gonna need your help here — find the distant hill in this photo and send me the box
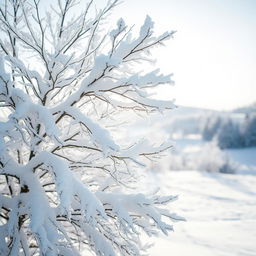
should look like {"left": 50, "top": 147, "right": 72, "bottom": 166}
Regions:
{"left": 233, "top": 102, "right": 256, "bottom": 114}
{"left": 150, "top": 105, "right": 245, "bottom": 136}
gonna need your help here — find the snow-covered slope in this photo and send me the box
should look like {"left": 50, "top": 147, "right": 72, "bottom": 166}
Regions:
{"left": 147, "top": 170, "right": 256, "bottom": 256}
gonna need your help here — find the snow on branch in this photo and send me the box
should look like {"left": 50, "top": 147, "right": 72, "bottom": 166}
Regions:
{"left": 27, "top": 152, "right": 106, "bottom": 220}
{"left": 65, "top": 106, "right": 120, "bottom": 154}
{"left": 10, "top": 88, "right": 60, "bottom": 138}
{"left": 0, "top": 0, "right": 182, "bottom": 255}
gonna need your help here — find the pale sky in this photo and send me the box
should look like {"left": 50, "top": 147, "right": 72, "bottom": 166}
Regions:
{"left": 109, "top": 0, "right": 256, "bottom": 110}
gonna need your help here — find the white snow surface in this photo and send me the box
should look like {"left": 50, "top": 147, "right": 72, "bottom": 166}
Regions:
{"left": 146, "top": 170, "right": 256, "bottom": 256}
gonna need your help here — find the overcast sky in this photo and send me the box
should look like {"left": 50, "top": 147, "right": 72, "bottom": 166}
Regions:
{"left": 109, "top": 0, "right": 256, "bottom": 110}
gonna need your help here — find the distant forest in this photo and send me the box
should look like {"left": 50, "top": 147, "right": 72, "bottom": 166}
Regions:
{"left": 202, "top": 113, "right": 256, "bottom": 149}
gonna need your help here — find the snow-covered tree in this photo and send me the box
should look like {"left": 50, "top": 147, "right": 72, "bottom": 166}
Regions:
{"left": 0, "top": 0, "right": 184, "bottom": 255}
{"left": 201, "top": 115, "right": 222, "bottom": 141}
{"left": 241, "top": 114, "right": 256, "bottom": 147}
{"left": 216, "top": 119, "right": 242, "bottom": 149}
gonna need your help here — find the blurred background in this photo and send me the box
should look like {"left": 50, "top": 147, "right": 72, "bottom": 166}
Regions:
{"left": 110, "top": 1, "right": 256, "bottom": 255}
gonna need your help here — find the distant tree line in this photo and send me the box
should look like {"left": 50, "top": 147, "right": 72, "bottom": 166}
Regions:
{"left": 233, "top": 102, "right": 256, "bottom": 114}
{"left": 202, "top": 114, "right": 256, "bottom": 149}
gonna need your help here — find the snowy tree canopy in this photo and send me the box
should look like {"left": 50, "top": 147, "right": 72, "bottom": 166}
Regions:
{"left": 0, "top": 0, "right": 184, "bottom": 255}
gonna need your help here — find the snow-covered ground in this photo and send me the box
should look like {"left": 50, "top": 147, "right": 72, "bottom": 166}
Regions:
{"left": 227, "top": 148, "right": 256, "bottom": 175}
{"left": 147, "top": 170, "right": 256, "bottom": 256}
{"left": 145, "top": 134, "right": 256, "bottom": 256}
